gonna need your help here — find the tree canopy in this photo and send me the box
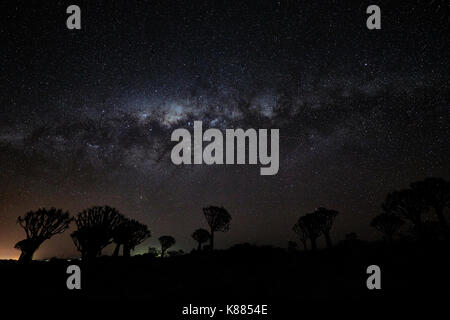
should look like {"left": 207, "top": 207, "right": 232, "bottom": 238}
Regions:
{"left": 15, "top": 208, "right": 72, "bottom": 263}
{"left": 159, "top": 235, "right": 176, "bottom": 257}
{"left": 71, "top": 205, "right": 124, "bottom": 260}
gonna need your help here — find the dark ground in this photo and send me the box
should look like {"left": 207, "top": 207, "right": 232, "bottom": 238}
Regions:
{"left": 1, "top": 241, "right": 449, "bottom": 317}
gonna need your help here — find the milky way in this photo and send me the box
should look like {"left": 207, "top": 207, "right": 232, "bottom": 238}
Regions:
{"left": 0, "top": 1, "right": 448, "bottom": 258}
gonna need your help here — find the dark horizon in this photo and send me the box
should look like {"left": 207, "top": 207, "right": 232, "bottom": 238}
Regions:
{"left": 1, "top": 0, "right": 449, "bottom": 260}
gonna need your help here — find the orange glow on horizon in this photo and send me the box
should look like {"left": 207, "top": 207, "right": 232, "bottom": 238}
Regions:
{"left": 0, "top": 249, "right": 20, "bottom": 260}
{"left": 0, "top": 256, "right": 18, "bottom": 260}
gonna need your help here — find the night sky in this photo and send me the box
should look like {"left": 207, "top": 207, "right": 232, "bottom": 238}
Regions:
{"left": 0, "top": 0, "right": 449, "bottom": 259}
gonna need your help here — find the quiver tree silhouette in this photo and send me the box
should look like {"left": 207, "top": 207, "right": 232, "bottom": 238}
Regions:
{"left": 299, "top": 213, "right": 323, "bottom": 251}
{"left": 192, "top": 228, "right": 210, "bottom": 251}
{"left": 112, "top": 218, "right": 151, "bottom": 257}
{"left": 383, "top": 189, "right": 429, "bottom": 240}
{"left": 292, "top": 219, "right": 308, "bottom": 251}
{"left": 315, "top": 207, "right": 339, "bottom": 248}
{"left": 411, "top": 177, "right": 450, "bottom": 237}
{"left": 158, "top": 235, "right": 175, "bottom": 257}
{"left": 15, "top": 208, "right": 72, "bottom": 263}
{"left": 370, "top": 212, "right": 404, "bottom": 243}
{"left": 203, "top": 206, "right": 231, "bottom": 250}
{"left": 71, "top": 206, "right": 123, "bottom": 261}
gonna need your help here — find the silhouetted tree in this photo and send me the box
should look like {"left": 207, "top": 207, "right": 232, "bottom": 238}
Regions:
{"left": 299, "top": 213, "right": 323, "bottom": 251}
{"left": 112, "top": 218, "right": 151, "bottom": 257}
{"left": 192, "top": 228, "right": 210, "bottom": 251}
{"left": 292, "top": 219, "right": 308, "bottom": 251}
{"left": 383, "top": 189, "right": 429, "bottom": 239}
{"left": 15, "top": 208, "right": 72, "bottom": 263}
{"left": 158, "top": 235, "right": 175, "bottom": 257}
{"left": 371, "top": 212, "right": 404, "bottom": 243}
{"left": 71, "top": 206, "right": 123, "bottom": 260}
{"left": 203, "top": 206, "right": 231, "bottom": 250}
{"left": 315, "top": 207, "right": 339, "bottom": 248}
{"left": 411, "top": 177, "right": 450, "bottom": 237}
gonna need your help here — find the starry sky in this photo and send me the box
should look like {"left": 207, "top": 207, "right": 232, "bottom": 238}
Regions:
{"left": 0, "top": 0, "right": 449, "bottom": 259}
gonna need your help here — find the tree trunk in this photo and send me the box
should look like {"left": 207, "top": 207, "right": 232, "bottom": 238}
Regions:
{"left": 435, "top": 206, "right": 449, "bottom": 237}
{"left": 113, "top": 243, "right": 121, "bottom": 257}
{"left": 310, "top": 237, "right": 317, "bottom": 251}
{"left": 301, "top": 240, "right": 308, "bottom": 251}
{"left": 386, "top": 234, "right": 393, "bottom": 244}
{"left": 324, "top": 232, "right": 332, "bottom": 248}
{"left": 123, "top": 245, "right": 131, "bottom": 257}
{"left": 17, "top": 241, "right": 41, "bottom": 263}
{"left": 413, "top": 221, "right": 427, "bottom": 241}
{"left": 210, "top": 230, "right": 215, "bottom": 250}
{"left": 18, "top": 249, "right": 35, "bottom": 263}
{"left": 161, "top": 248, "right": 166, "bottom": 258}
{"left": 197, "top": 242, "right": 201, "bottom": 251}
{"left": 86, "top": 247, "right": 98, "bottom": 261}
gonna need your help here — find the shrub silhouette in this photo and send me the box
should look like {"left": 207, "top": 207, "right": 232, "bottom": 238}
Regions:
{"left": 315, "top": 207, "right": 339, "bottom": 248}
{"left": 71, "top": 206, "right": 123, "bottom": 261}
{"left": 411, "top": 177, "right": 450, "bottom": 237}
{"left": 203, "top": 206, "right": 231, "bottom": 250}
{"left": 147, "top": 246, "right": 159, "bottom": 257}
{"left": 158, "top": 235, "right": 176, "bottom": 257}
{"left": 192, "top": 228, "right": 210, "bottom": 251}
{"left": 345, "top": 232, "right": 358, "bottom": 241}
{"left": 167, "top": 249, "right": 184, "bottom": 257}
{"left": 112, "top": 218, "right": 151, "bottom": 257}
{"left": 15, "top": 208, "right": 72, "bottom": 263}
{"left": 371, "top": 212, "right": 404, "bottom": 243}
